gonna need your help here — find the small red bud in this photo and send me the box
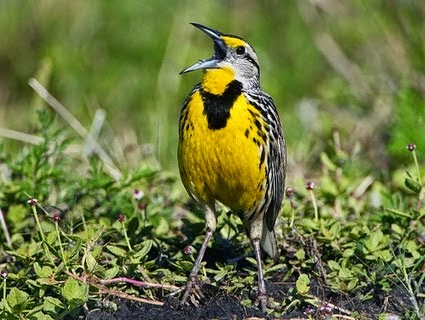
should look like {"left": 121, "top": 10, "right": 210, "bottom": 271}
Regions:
{"left": 1, "top": 269, "right": 8, "bottom": 278}
{"left": 183, "top": 245, "right": 194, "bottom": 255}
{"left": 304, "top": 307, "right": 314, "bottom": 315}
{"left": 285, "top": 187, "right": 294, "bottom": 198}
{"left": 118, "top": 214, "right": 126, "bottom": 222}
{"left": 320, "top": 304, "right": 333, "bottom": 314}
{"left": 52, "top": 212, "right": 61, "bottom": 222}
{"left": 306, "top": 181, "right": 315, "bottom": 190}
{"left": 27, "top": 197, "right": 38, "bottom": 206}
{"left": 407, "top": 144, "right": 416, "bottom": 152}
{"left": 133, "top": 189, "right": 144, "bottom": 200}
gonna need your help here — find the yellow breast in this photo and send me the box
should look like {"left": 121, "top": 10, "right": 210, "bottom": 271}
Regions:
{"left": 178, "top": 89, "right": 267, "bottom": 212}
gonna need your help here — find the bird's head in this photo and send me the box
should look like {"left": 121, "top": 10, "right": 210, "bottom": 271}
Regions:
{"left": 180, "top": 23, "right": 260, "bottom": 90}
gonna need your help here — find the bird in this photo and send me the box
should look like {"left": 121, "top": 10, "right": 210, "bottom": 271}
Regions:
{"left": 177, "top": 23, "right": 286, "bottom": 311}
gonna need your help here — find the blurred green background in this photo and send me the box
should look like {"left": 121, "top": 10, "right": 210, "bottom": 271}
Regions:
{"left": 0, "top": 0, "right": 424, "bottom": 174}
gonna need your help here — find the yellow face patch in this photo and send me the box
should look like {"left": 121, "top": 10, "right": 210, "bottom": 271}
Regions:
{"left": 221, "top": 36, "right": 246, "bottom": 48}
{"left": 202, "top": 66, "right": 235, "bottom": 95}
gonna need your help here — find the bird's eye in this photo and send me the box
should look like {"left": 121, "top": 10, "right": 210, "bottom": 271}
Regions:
{"left": 236, "top": 46, "right": 245, "bottom": 55}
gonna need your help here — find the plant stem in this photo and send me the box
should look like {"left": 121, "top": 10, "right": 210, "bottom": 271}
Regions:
{"left": 31, "top": 205, "right": 46, "bottom": 242}
{"left": 412, "top": 149, "right": 424, "bottom": 209}
{"left": 309, "top": 190, "right": 319, "bottom": 222}
{"left": 2, "top": 277, "right": 6, "bottom": 301}
{"left": 31, "top": 205, "right": 53, "bottom": 263}
{"left": 55, "top": 221, "right": 66, "bottom": 266}
{"left": 290, "top": 205, "right": 295, "bottom": 228}
{"left": 121, "top": 222, "right": 133, "bottom": 252}
{"left": 412, "top": 149, "right": 422, "bottom": 186}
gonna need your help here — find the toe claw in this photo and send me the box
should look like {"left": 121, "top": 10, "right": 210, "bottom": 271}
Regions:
{"left": 181, "top": 277, "right": 204, "bottom": 306}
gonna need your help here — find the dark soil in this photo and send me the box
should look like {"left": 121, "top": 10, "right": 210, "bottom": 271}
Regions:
{"left": 80, "top": 235, "right": 418, "bottom": 319}
{"left": 81, "top": 279, "right": 413, "bottom": 320}
{"left": 85, "top": 294, "right": 264, "bottom": 320}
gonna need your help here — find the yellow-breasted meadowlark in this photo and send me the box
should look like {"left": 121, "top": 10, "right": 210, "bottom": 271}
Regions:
{"left": 178, "top": 23, "right": 286, "bottom": 310}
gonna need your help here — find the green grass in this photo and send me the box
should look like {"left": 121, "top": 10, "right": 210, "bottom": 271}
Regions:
{"left": 0, "top": 109, "right": 424, "bottom": 319}
{"left": 0, "top": 1, "right": 425, "bottom": 319}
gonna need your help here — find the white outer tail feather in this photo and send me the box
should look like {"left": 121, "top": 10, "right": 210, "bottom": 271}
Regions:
{"left": 260, "top": 225, "right": 277, "bottom": 260}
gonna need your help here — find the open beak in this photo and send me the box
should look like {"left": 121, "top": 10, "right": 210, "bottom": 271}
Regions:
{"left": 180, "top": 23, "right": 227, "bottom": 75}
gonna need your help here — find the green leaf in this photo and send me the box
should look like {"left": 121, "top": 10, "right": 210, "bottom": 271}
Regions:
{"left": 61, "top": 278, "right": 88, "bottom": 306}
{"left": 91, "top": 245, "right": 103, "bottom": 259}
{"left": 294, "top": 248, "right": 305, "bottom": 261}
{"left": 321, "top": 225, "right": 334, "bottom": 240}
{"left": 178, "top": 261, "right": 194, "bottom": 272}
{"left": 265, "top": 264, "right": 287, "bottom": 274}
{"left": 301, "top": 218, "right": 320, "bottom": 231}
{"left": 67, "top": 238, "right": 82, "bottom": 260}
{"left": 11, "top": 233, "right": 25, "bottom": 247}
{"left": 7, "top": 205, "right": 27, "bottom": 226}
{"left": 34, "top": 262, "right": 53, "bottom": 278}
{"left": 85, "top": 251, "right": 97, "bottom": 271}
{"left": 378, "top": 249, "right": 392, "bottom": 262}
{"left": 245, "top": 257, "right": 257, "bottom": 266}
{"left": 214, "top": 269, "right": 229, "bottom": 282}
{"left": 37, "top": 278, "right": 60, "bottom": 285}
{"left": 364, "top": 229, "right": 385, "bottom": 252}
{"left": 43, "top": 296, "right": 64, "bottom": 313}
{"left": 30, "top": 312, "right": 54, "bottom": 320}
{"left": 155, "top": 217, "right": 170, "bottom": 235}
{"left": 385, "top": 207, "right": 412, "bottom": 218}
{"left": 342, "top": 248, "right": 354, "bottom": 258}
{"left": 106, "top": 245, "right": 127, "bottom": 257}
{"left": 405, "top": 240, "right": 420, "bottom": 259}
{"left": 104, "top": 266, "right": 120, "bottom": 279}
{"left": 327, "top": 260, "right": 341, "bottom": 271}
{"left": 347, "top": 278, "right": 358, "bottom": 291}
{"left": 173, "top": 275, "right": 188, "bottom": 283}
{"left": 320, "top": 152, "right": 337, "bottom": 171}
{"left": 338, "top": 267, "right": 352, "bottom": 280}
{"left": 405, "top": 177, "right": 422, "bottom": 194}
{"left": 391, "top": 224, "right": 404, "bottom": 235}
{"left": 7, "top": 287, "right": 29, "bottom": 310}
{"left": 34, "top": 262, "right": 42, "bottom": 276}
{"left": 133, "top": 239, "right": 153, "bottom": 259}
{"left": 46, "top": 232, "right": 57, "bottom": 246}
{"left": 295, "top": 274, "right": 310, "bottom": 295}
{"left": 320, "top": 176, "right": 339, "bottom": 197}
{"left": 28, "top": 242, "right": 43, "bottom": 257}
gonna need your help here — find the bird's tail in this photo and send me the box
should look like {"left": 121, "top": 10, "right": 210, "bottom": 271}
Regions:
{"left": 260, "top": 225, "right": 278, "bottom": 261}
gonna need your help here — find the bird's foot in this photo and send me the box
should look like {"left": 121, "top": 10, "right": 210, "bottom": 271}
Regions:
{"left": 257, "top": 292, "right": 268, "bottom": 312}
{"left": 256, "top": 292, "right": 283, "bottom": 312}
{"left": 180, "top": 276, "right": 204, "bottom": 306}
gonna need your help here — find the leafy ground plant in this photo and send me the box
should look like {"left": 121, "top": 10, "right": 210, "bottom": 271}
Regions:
{"left": 0, "top": 109, "right": 178, "bottom": 319}
{"left": 0, "top": 106, "right": 424, "bottom": 319}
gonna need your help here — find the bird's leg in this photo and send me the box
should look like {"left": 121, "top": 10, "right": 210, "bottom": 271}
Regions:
{"left": 252, "top": 238, "right": 267, "bottom": 312}
{"left": 181, "top": 227, "right": 213, "bottom": 305}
